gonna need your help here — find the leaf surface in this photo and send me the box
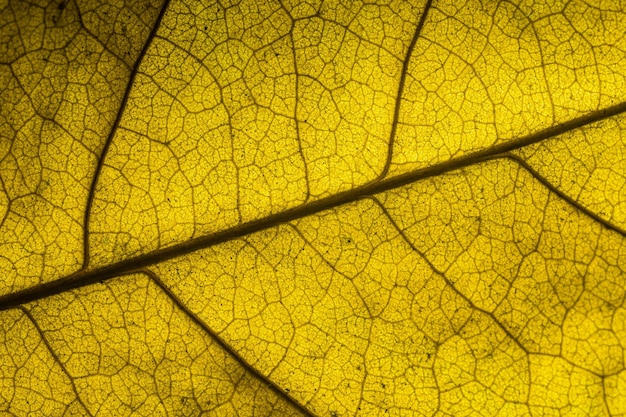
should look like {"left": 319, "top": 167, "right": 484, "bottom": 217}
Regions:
{"left": 1, "top": 0, "right": 626, "bottom": 415}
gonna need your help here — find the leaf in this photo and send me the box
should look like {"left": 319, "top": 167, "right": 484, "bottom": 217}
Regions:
{"left": 1, "top": 0, "right": 626, "bottom": 415}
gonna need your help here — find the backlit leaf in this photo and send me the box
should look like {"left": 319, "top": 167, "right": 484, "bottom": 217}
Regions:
{"left": 1, "top": 0, "right": 626, "bottom": 415}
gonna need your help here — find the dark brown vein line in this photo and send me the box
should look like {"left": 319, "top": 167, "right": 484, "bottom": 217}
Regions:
{"left": 0, "top": 177, "right": 7, "bottom": 229}
{"left": 19, "top": 307, "right": 95, "bottom": 416}
{"left": 81, "top": 0, "right": 173, "bottom": 269}
{"left": 293, "top": 32, "right": 311, "bottom": 203}
{"left": 144, "top": 269, "right": 318, "bottom": 417}
{"left": 377, "top": 0, "right": 433, "bottom": 180}
{"left": 601, "top": 376, "right": 612, "bottom": 416}
{"left": 503, "top": 153, "right": 626, "bottom": 238}
{"left": 1, "top": 101, "right": 626, "bottom": 310}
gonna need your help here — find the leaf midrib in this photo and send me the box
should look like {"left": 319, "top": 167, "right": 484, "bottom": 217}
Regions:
{"left": 2, "top": 100, "right": 625, "bottom": 310}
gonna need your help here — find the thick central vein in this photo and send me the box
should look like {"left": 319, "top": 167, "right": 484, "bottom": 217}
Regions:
{"left": 1, "top": 100, "right": 626, "bottom": 310}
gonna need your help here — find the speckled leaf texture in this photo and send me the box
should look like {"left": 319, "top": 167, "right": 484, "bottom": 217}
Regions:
{"left": 1, "top": 0, "right": 626, "bottom": 415}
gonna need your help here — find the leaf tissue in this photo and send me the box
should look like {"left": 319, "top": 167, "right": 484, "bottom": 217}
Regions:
{"left": 1, "top": 0, "right": 626, "bottom": 415}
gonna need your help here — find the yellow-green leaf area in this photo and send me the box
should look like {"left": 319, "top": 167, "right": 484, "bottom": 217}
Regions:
{"left": 0, "top": 0, "right": 166, "bottom": 295}
{"left": 1, "top": 0, "right": 626, "bottom": 416}
{"left": 390, "top": 0, "right": 626, "bottom": 174}
{"left": 89, "top": 0, "right": 428, "bottom": 266}
{"left": 516, "top": 113, "right": 626, "bottom": 230}
{"left": 0, "top": 308, "right": 89, "bottom": 416}
{"left": 1, "top": 274, "right": 302, "bottom": 416}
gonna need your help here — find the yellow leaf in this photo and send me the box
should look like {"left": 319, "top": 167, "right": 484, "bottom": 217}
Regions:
{"left": 1, "top": 0, "right": 626, "bottom": 415}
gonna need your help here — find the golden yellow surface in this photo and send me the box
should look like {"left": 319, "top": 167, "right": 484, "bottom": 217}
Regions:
{"left": 390, "top": 0, "right": 626, "bottom": 174}
{"left": 1, "top": 0, "right": 625, "bottom": 416}
{"left": 516, "top": 114, "right": 626, "bottom": 228}
{"left": 18, "top": 273, "right": 302, "bottom": 416}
